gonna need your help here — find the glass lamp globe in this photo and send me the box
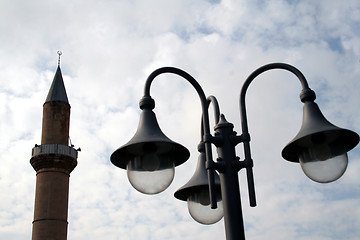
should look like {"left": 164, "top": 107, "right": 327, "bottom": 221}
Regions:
{"left": 299, "top": 134, "right": 348, "bottom": 183}
{"left": 127, "top": 143, "right": 175, "bottom": 194}
{"left": 187, "top": 187, "right": 223, "bottom": 225}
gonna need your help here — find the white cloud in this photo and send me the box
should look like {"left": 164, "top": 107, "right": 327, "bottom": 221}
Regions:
{"left": 0, "top": 0, "right": 359, "bottom": 239}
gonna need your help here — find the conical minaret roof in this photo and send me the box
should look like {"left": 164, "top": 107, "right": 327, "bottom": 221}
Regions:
{"left": 45, "top": 65, "right": 69, "bottom": 104}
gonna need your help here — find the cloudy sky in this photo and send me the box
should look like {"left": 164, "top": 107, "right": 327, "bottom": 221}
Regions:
{"left": 1, "top": 0, "right": 359, "bottom": 239}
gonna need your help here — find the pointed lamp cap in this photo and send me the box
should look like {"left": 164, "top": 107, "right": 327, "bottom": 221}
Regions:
{"left": 174, "top": 151, "right": 221, "bottom": 201}
{"left": 110, "top": 107, "right": 190, "bottom": 169}
{"left": 282, "top": 101, "right": 359, "bottom": 162}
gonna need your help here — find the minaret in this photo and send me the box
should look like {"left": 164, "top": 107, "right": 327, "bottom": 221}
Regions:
{"left": 30, "top": 52, "right": 78, "bottom": 240}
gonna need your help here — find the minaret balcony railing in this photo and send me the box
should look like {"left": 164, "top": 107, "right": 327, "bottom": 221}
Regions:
{"left": 32, "top": 144, "right": 78, "bottom": 159}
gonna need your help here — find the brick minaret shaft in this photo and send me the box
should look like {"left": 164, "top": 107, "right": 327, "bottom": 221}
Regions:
{"left": 30, "top": 65, "right": 78, "bottom": 240}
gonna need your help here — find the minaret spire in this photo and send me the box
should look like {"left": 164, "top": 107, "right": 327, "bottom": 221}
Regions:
{"left": 30, "top": 52, "right": 78, "bottom": 240}
{"left": 45, "top": 51, "right": 69, "bottom": 103}
{"left": 57, "top": 50, "right": 62, "bottom": 66}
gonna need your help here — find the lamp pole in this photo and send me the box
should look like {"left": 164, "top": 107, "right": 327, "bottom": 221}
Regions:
{"left": 111, "top": 63, "right": 359, "bottom": 240}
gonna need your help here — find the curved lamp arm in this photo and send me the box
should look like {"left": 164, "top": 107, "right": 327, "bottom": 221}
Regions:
{"left": 198, "top": 95, "right": 221, "bottom": 153}
{"left": 141, "top": 67, "right": 218, "bottom": 208}
{"left": 207, "top": 95, "right": 221, "bottom": 126}
{"left": 200, "top": 96, "right": 220, "bottom": 140}
{"left": 240, "top": 63, "right": 314, "bottom": 134}
{"left": 239, "top": 63, "right": 315, "bottom": 207}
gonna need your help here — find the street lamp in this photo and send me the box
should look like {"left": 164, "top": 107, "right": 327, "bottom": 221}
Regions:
{"left": 110, "top": 63, "right": 359, "bottom": 240}
{"left": 174, "top": 96, "right": 224, "bottom": 225}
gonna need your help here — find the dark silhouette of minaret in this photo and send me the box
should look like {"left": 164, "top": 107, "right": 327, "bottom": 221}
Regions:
{"left": 30, "top": 52, "right": 78, "bottom": 240}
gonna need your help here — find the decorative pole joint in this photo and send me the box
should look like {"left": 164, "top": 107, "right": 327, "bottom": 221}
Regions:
{"left": 206, "top": 158, "right": 226, "bottom": 173}
{"left": 232, "top": 157, "right": 253, "bottom": 172}
{"left": 139, "top": 96, "right": 155, "bottom": 110}
{"left": 203, "top": 133, "right": 223, "bottom": 147}
{"left": 197, "top": 141, "right": 205, "bottom": 152}
{"left": 230, "top": 133, "right": 250, "bottom": 145}
{"left": 300, "top": 88, "right": 316, "bottom": 103}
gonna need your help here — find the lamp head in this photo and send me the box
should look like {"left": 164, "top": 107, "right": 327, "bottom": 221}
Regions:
{"left": 174, "top": 151, "right": 223, "bottom": 225}
{"left": 111, "top": 97, "right": 190, "bottom": 194}
{"left": 282, "top": 101, "right": 359, "bottom": 183}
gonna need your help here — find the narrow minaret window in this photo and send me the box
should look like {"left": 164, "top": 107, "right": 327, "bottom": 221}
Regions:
{"left": 30, "top": 52, "right": 78, "bottom": 240}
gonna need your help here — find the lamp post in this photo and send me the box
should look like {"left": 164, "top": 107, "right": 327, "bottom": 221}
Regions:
{"left": 110, "top": 63, "right": 359, "bottom": 240}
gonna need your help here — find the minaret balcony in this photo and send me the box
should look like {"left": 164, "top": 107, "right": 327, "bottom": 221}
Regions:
{"left": 30, "top": 144, "right": 78, "bottom": 173}
{"left": 32, "top": 144, "right": 78, "bottom": 159}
